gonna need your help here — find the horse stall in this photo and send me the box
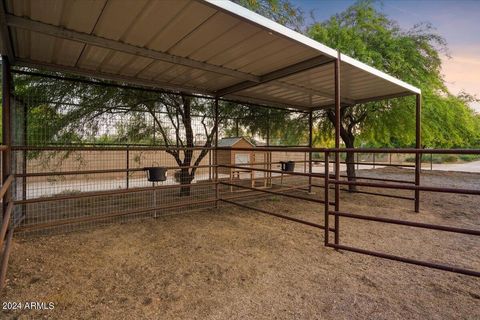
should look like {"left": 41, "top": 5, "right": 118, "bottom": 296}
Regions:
{"left": 0, "top": 0, "right": 478, "bottom": 302}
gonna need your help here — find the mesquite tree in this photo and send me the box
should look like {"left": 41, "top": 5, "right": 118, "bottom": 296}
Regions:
{"left": 321, "top": 105, "right": 368, "bottom": 192}
{"left": 14, "top": 74, "right": 222, "bottom": 196}
{"left": 309, "top": 1, "right": 480, "bottom": 190}
{"left": 145, "top": 94, "right": 216, "bottom": 196}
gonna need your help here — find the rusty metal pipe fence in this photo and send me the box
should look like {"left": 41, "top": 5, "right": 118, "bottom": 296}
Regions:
{"left": 219, "top": 147, "right": 480, "bottom": 278}
{"left": 11, "top": 145, "right": 221, "bottom": 233}
{"left": 0, "top": 144, "right": 15, "bottom": 289}
{"left": 322, "top": 148, "right": 480, "bottom": 277}
{"left": 2, "top": 144, "right": 479, "bottom": 281}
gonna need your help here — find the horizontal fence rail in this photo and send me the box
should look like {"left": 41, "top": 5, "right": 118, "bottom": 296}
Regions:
{"left": 213, "top": 146, "right": 480, "bottom": 277}
{"left": 333, "top": 180, "right": 480, "bottom": 196}
{"left": 330, "top": 211, "right": 480, "bottom": 236}
{"left": 11, "top": 145, "right": 216, "bottom": 151}
{"left": 221, "top": 198, "right": 335, "bottom": 231}
{"left": 16, "top": 198, "right": 217, "bottom": 232}
{"left": 326, "top": 243, "right": 480, "bottom": 277}
{"left": 14, "top": 164, "right": 213, "bottom": 178}
{"left": 218, "top": 146, "right": 480, "bottom": 154}
{"left": 5, "top": 144, "right": 480, "bottom": 280}
{"left": 319, "top": 148, "right": 480, "bottom": 278}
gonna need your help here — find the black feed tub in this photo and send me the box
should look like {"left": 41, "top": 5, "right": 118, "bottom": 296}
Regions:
{"left": 280, "top": 161, "right": 295, "bottom": 172}
{"left": 144, "top": 167, "right": 167, "bottom": 182}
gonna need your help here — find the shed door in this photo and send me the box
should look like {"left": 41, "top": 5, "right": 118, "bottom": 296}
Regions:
{"left": 235, "top": 153, "right": 250, "bottom": 164}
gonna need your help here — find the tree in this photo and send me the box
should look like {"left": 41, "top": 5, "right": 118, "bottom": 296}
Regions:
{"left": 308, "top": 0, "right": 480, "bottom": 189}
{"left": 14, "top": 70, "right": 311, "bottom": 196}
{"left": 233, "top": 0, "right": 304, "bottom": 32}
{"left": 221, "top": 104, "right": 309, "bottom": 145}
{"left": 14, "top": 73, "right": 223, "bottom": 196}
{"left": 145, "top": 94, "right": 217, "bottom": 196}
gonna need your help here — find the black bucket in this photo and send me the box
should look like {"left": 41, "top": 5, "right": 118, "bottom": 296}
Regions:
{"left": 144, "top": 167, "right": 167, "bottom": 182}
{"left": 280, "top": 161, "right": 295, "bottom": 172}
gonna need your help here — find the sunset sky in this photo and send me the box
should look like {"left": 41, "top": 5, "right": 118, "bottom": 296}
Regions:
{"left": 297, "top": 0, "right": 480, "bottom": 112}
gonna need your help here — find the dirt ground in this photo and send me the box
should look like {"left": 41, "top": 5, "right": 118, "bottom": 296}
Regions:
{"left": 1, "top": 168, "right": 479, "bottom": 319}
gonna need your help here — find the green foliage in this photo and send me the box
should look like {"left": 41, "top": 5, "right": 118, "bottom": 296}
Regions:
{"left": 459, "top": 154, "right": 480, "bottom": 162}
{"left": 220, "top": 104, "right": 308, "bottom": 145}
{"left": 233, "top": 0, "right": 304, "bottom": 31}
{"left": 308, "top": 0, "right": 480, "bottom": 148}
{"left": 405, "top": 154, "right": 480, "bottom": 164}
{"left": 9, "top": 0, "right": 480, "bottom": 152}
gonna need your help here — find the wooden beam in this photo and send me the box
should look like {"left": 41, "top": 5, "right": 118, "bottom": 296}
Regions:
{"left": 216, "top": 55, "right": 334, "bottom": 96}
{"left": 6, "top": 15, "right": 260, "bottom": 82}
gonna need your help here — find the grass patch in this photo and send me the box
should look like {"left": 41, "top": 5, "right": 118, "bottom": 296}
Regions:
{"left": 458, "top": 154, "right": 480, "bottom": 162}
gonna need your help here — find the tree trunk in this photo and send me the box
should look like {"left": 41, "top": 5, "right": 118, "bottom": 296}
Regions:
{"left": 179, "top": 168, "right": 194, "bottom": 197}
{"left": 147, "top": 95, "right": 215, "bottom": 198}
{"left": 343, "top": 135, "right": 357, "bottom": 192}
{"left": 326, "top": 109, "right": 358, "bottom": 192}
{"left": 180, "top": 96, "right": 194, "bottom": 197}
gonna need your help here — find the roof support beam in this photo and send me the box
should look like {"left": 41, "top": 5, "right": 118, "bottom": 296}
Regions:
{"left": 16, "top": 58, "right": 215, "bottom": 96}
{"left": 0, "top": 5, "right": 14, "bottom": 63}
{"left": 275, "top": 81, "right": 355, "bottom": 105}
{"left": 216, "top": 55, "right": 335, "bottom": 97}
{"left": 353, "top": 91, "right": 415, "bottom": 104}
{"left": 5, "top": 15, "right": 260, "bottom": 83}
{"left": 312, "top": 91, "right": 416, "bottom": 110}
{"left": 227, "top": 93, "right": 312, "bottom": 111}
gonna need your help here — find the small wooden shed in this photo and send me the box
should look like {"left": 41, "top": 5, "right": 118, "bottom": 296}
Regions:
{"left": 217, "top": 137, "right": 255, "bottom": 175}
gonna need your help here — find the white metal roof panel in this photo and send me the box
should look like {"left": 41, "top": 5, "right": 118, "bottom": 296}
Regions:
{"left": 1, "top": 0, "right": 420, "bottom": 110}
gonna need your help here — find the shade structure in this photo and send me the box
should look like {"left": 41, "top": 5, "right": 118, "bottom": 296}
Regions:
{"left": 0, "top": 0, "right": 420, "bottom": 110}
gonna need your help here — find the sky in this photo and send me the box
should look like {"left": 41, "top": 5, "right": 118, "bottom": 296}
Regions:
{"left": 295, "top": 0, "right": 480, "bottom": 112}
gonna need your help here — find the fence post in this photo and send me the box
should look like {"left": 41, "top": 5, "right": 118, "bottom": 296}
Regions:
{"left": 214, "top": 98, "right": 219, "bottom": 208}
{"left": 22, "top": 97, "right": 27, "bottom": 217}
{"left": 1, "top": 56, "right": 13, "bottom": 290}
{"left": 126, "top": 144, "right": 130, "bottom": 189}
{"left": 414, "top": 94, "right": 422, "bottom": 212}
{"left": 266, "top": 109, "right": 271, "bottom": 187}
{"left": 2, "top": 56, "right": 12, "bottom": 215}
{"left": 304, "top": 152, "right": 307, "bottom": 174}
{"left": 209, "top": 150, "right": 212, "bottom": 181}
{"left": 324, "top": 151, "right": 329, "bottom": 246}
{"left": 430, "top": 153, "right": 433, "bottom": 171}
{"left": 334, "top": 55, "right": 340, "bottom": 246}
{"left": 308, "top": 111, "right": 313, "bottom": 193}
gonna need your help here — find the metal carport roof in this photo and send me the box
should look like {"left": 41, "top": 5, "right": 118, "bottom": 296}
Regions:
{"left": 0, "top": 0, "right": 420, "bottom": 110}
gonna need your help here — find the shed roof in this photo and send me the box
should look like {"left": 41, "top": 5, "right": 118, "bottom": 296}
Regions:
{"left": 218, "top": 137, "right": 254, "bottom": 148}
{"left": 0, "top": 0, "right": 420, "bottom": 110}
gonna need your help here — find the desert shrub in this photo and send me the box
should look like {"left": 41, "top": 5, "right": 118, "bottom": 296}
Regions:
{"left": 458, "top": 154, "right": 480, "bottom": 162}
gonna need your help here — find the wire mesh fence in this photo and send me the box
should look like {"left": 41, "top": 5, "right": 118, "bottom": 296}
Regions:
{"left": 9, "top": 72, "right": 311, "bottom": 234}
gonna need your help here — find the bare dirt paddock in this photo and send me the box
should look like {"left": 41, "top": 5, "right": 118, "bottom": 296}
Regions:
{"left": 1, "top": 168, "right": 479, "bottom": 319}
